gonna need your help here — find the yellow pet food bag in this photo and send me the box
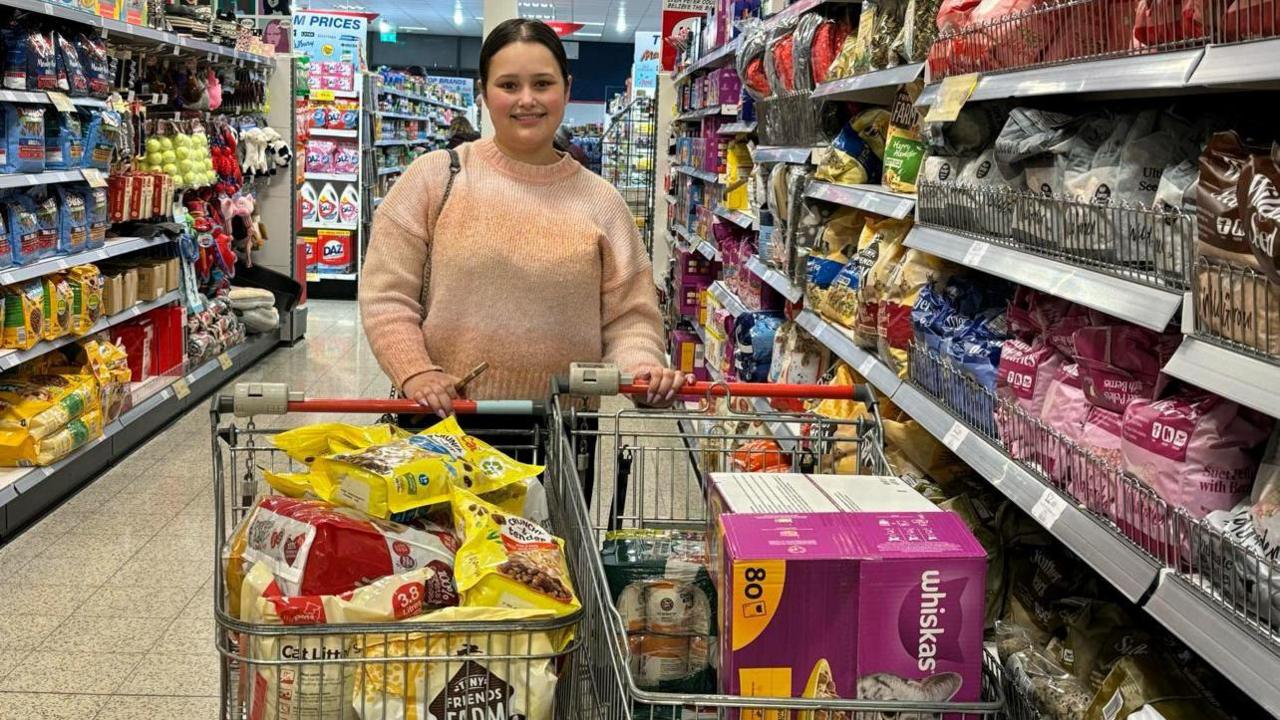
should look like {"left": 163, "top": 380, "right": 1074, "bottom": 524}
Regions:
{"left": 67, "top": 266, "right": 103, "bottom": 334}
{"left": 3, "top": 280, "right": 44, "bottom": 350}
{"left": 40, "top": 276, "right": 72, "bottom": 341}
{"left": 451, "top": 486, "right": 579, "bottom": 617}
{"left": 0, "top": 373, "right": 98, "bottom": 438}
{"left": 0, "top": 407, "right": 102, "bottom": 466}
{"left": 271, "top": 422, "right": 409, "bottom": 464}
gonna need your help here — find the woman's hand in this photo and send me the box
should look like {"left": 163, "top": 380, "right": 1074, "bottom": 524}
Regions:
{"left": 402, "top": 370, "right": 464, "bottom": 417}
{"left": 634, "top": 366, "right": 697, "bottom": 407}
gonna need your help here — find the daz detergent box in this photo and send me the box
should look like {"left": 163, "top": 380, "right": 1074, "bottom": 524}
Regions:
{"left": 719, "top": 511, "right": 986, "bottom": 716}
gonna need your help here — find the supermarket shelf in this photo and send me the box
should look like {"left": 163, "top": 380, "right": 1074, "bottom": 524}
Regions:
{"left": 674, "top": 165, "right": 721, "bottom": 183}
{"left": 906, "top": 225, "right": 1182, "bottom": 333}
{"left": 708, "top": 281, "right": 747, "bottom": 317}
{"left": 302, "top": 221, "right": 358, "bottom": 231}
{"left": 754, "top": 146, "right": 816, "bottom": 164}
{"left": 718, "top": 122, "right": 757, "bottom": 136}
{"left": 917, "top": 49, "right": 1204, "bottom": 106}
{"left": 0, "top": 89, "right": 106, "bottom": 108}
{"left": 712, "top": 204, "right": 756, "bottom": 229}
{"left": 1164, "top": 337, "right": 1280, "bottom": 420}
{"left": 303, "top": 172, "right": 357, "bottom": 183}
{"left": 378, "top": 112, "right": 436, "bottom": 122}
{"left": 675, "top": 105, "right": 738, "bottom": 122}
{"left": 377, "top": 166, "right": 406, "bottom": 176}
{"left": 308, "top": 128, "right": 358, "bottom": 139}
{"left": 307, "top": 272, "right": 358, "bottom": 282}
{"left": 0, "top": 290, "right": 180, "bottom": 373}
{"left": 0, "top": 169, "right": 95, "bottom": 191}
{"left": 696, "top": 241, "right": 721, "bottom": 262}
{"left": 377, "top": 86, "right": 467, "bottom": 111}
{"left": 1145, "top": 571, "right": 1280, "bottom": 718}
{"left": 674, "top": 38, "right": 741, "bottom": 83}
{"left": 805, "top": 181, "right": 916, "bottom": 219}
{"left": 812, "top": 63, "right": 925, "bottom": 104}
{"left": 745, "top": 256, "right": 803, "bottom": 304}
{"left": 0, "top": 329, "right": 279, "bottom": 535}
{"left": 0, "top": 235, "right": 174, "bottom": 286}
{"left": 375, "top": 136, "right": 440, "bottom": 147}
{"left": 795, "top": 310, "right": 903, "bottom": 397}
{"left": 1192, "top": 38, "right": 1280, "bottom": 88}
{"left": 892, "top": 382, "right": 1161, "bottom": 602}
{"left": 0, "top": 0, "right": 274, "bottom": 66}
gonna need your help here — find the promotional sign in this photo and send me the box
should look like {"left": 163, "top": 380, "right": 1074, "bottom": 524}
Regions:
{"left": 261, "top": 19, "right": 291, "bottom": 53}
{"left": 633, "top": 31, "right": 661, "bottom": 97}
{"left": 292, "top": 11, "right": 368, "bottom": 70}
{"left": 661, "top": 0, "right": 714, "bottom": 71}
{"left": 428, "top": 76, "right": 476, "bottom": 108}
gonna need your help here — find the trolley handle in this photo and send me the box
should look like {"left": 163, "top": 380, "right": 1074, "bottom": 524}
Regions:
{"left": 214, "top": 383, "right": 545, "bottom": 419}
{"left": 566, "top": 363, "right": 876, "bottom": 404}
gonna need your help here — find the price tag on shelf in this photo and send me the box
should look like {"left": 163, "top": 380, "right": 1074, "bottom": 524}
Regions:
{"left": 942, "top": 422, "right": 970, "bottom": 452}
{"left": 81, "top": 168, "right": 108, "bottom": 188}
{"left": 1031, "top": 488, "right": 1068, "bottom": 530}
{"left": 924, "top": 73, "right": 980, "bottom": 124}
{"left": 54, "top": 258, "right": 70, "bottom": 271}
{"left": 306, "top": 272, "right": 320, "bottom": 283}
{"left": 311, "top": 89, "right": 336, "bottom": 102}
{"left": 217, "top": 352, "right": 233, "bottom": 370}
{"left": 992, "top": 461, "right": 1011, "bottom": 486}
{"left": 172, "top": 377, "right": 191, "bottom": 400}
{"left": 46, "top": 91, "right": 75, "bottom": 113}
{"left": 963, "top": 242, "right": 990, "bottom": 267}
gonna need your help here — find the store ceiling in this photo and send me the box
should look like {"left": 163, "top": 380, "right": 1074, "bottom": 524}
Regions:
{"left": 299, "top": 0, "right": 665, "bottom": 42}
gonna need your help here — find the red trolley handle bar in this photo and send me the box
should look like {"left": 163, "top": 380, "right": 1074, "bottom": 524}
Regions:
{"left": 283, "top": 398, "right": 527, "bottom": 415}
{"left": 621, "top": 380, "right": 875, "bottom": 403}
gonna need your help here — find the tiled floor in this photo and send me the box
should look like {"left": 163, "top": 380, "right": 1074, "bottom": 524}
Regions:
{"left": 0, "top": 300, "right": 388, "bottom": 718}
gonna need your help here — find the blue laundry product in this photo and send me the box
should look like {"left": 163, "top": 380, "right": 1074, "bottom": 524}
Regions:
{"left": 4, "top": 105, "right": 45, "bottom": 173}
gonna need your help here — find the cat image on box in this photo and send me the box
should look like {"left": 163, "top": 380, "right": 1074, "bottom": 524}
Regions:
{"left": 856, "top": 672, "right": 963, "bottom": 720}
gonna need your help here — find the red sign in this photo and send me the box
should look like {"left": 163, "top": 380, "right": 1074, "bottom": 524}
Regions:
{"left": 544, "top": 21, "right": 585, "bottom": 37}
{"left": 661, "top": 0, "right": 715, "bottom": 71}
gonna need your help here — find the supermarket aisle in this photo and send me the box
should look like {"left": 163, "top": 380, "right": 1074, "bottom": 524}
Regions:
{"left": 0, "top": 300, "right": 384, "bottom": 719}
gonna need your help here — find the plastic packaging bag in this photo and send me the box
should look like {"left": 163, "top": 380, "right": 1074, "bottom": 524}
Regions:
{"left": 4, "top": 105, "right": 45, "bottom": 173}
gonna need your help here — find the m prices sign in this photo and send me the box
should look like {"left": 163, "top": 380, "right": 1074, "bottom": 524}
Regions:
{"left": 662, "top": 0, "right": 715, "bottom": 71}
{"left": 291, "top": 11, "right": 368, "bottom": 69}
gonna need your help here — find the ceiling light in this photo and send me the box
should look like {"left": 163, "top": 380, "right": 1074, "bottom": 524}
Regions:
{"left": 453, "top": 2, "right": 464, "bottom": 25}
{"left": 575, "top": 31, "right": 602, "bottom": 37}
{"left": 615, "top": 13, "right": 626, "bottom": 32}
{"left": 577, "top": 21, "right": 604, "bottom": 26}
{"left": 401, "top": 25, "right": 429, "bottom": 31}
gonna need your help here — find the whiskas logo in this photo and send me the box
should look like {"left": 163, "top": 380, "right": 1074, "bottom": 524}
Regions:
{"left": 898, "top": 571, "right": 968, "bottom": 672}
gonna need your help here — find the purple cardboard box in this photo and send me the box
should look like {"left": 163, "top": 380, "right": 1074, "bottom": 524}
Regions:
{"left": 719, "top": 511, "right": 986, "bottom": 716}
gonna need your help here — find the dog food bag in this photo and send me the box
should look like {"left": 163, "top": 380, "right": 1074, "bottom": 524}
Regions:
{"left": 272, "top": 422, "right": 409, "bottom": 464}
{"left": 53, "top": 31, "right": 87, "bottom": 96}
{"left": 354, "top": 606, "right": 566, "bottom": 720}
{"left": 44, "top": 111, "right": 83, "bottom": 170}
{"left": 3, "top": 279, "right": 43, "bottom": 349}
{"left": 240, "top": 560, "right": 448, "bottom": 720}
{"left": 56, "top": 185, "right": 88, "bottom": 254}
{"left": 451, "top": 486, "right": 579, "bottom": 617}
{"left": 3, "top": 105, "right": 44, "bottom": 173}
{"left": 77, "top": 338, "right": 129, "bottom": 421}
{"left": 6, "top": 194, "right": 42, "bottom": 266}
{"left": 40, "top": 276, "right": 71, "bottom": 341}
{"left": 0, "top": 373, "right": 96, "bottom": 438}
{"left": 1122, "top": 392, "right": 1272, "bottom": 519}
{"left": 0, "top": 406, "right": 101, "bottom": 466}
{"left": 302, "top": 415, "right": 543, "bottom": 520}
{"left": 66, "top": 265, "right": 102, "bottom": 334}
{"left": 224, "top": 495, "right": 459, "bottom": 620}
{"left": 855, "top": 217, "right": 911, "bottom": 348}
{"left": 479, "top": 478, "right": 551, "bottom": 527}
{"left": 73, "top": 32, "right": 111, "bottom": 98}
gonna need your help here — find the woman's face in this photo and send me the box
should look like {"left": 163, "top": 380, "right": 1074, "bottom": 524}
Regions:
{"left": 482, "top": 41, "right": 569, "bottom": 159}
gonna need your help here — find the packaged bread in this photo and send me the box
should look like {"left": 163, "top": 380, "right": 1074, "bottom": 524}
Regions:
{"left": 451, "top": 485, "right": 579, "bottom": 617}
{"left": 354, "top": 606, "right": 567, "bottom": 720}
{"left": 0, "top": 407, "right": 102, "bottom": 466}
{"left": 40, "top": 275, "right": 72, "bottom": 341}
{"left": 66, "top": 265, "right": 103, "bottom": 334}
{"left": 3, "top": 279, "right": 44, "bottom": 349}
{"left": 224, "top": 495, "right": 458, "bottom": 620}
{"left": 0, "top": 373, "right": 97, "bottom": 438}
{"left": 240, "top": 560, "right": 450, "bottom": 720}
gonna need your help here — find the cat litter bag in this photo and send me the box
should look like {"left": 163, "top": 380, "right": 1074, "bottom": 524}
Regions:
{"left": 4, "top": 105, "right": 45, "bottom": 173}
{"left": 43, "top": 111, "right": 82, "bottom": 170}
{"left": 53, "top": 31, "right": 87, "bottom": 96}
{"left": 1122, "top": 392, "right": 1272, "bottom": 520}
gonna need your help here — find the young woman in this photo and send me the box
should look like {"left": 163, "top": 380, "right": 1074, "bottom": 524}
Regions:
{"left": 360, "top": 18, "right": 689, "bottom": 419}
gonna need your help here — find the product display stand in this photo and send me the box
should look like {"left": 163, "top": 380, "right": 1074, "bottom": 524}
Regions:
{"left": 658, "top": 0, "right": 1280, "bottom": 716}
{"left": 603, "top": 95, "right": 658, "bottom": 254}
{"left": 0, "top": 1, "right": 286, "bottom": 536}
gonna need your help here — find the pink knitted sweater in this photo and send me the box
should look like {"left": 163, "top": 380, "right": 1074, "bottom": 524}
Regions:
{"left": 358, "top": 138, "right": 666, "bottom": 401}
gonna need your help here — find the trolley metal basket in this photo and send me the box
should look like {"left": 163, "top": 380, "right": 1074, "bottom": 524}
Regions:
{"left": 553, "top": 365, "right": 1009, "bottom": 720}
{"left": 210, "top": 388, "right": 599, "bottom": 720}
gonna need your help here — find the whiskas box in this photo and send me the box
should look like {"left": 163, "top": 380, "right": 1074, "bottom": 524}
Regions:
{"left": 719, "top": 512, "right": 986, "bottom": 716}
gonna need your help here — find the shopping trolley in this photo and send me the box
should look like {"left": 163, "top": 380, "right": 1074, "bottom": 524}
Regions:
{"left": 210, "top": 387, "right": 601, "bottom": 720}
{"left": 554, "top": 364, "right": 1009, "bottom": 720}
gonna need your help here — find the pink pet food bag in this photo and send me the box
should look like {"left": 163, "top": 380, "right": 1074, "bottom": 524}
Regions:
{"left": 996, "top": 338, "right": 1065, "bottom": 461}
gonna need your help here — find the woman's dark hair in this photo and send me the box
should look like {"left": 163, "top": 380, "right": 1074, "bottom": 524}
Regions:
{"left": 479, "top": 19, "right": 571, "bottom": 88}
